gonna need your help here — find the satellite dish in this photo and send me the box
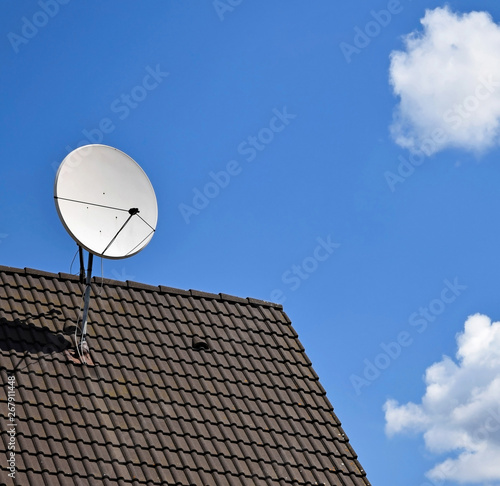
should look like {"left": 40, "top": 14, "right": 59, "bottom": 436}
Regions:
{"left": 54, "top": 144, "right": 158, "bottom": 259}
{"left": 54, "top": 144, "right": 158, "bottom": 363}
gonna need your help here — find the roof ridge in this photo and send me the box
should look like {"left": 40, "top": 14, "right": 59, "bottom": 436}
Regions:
{"left": 0, "top": 264, "right": 283, "bottom": 309}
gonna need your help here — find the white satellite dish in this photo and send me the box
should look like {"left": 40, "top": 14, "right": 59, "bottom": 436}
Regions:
{"left": 54, "top": 144, "right": 158, "bottom": 259}
{"left": 53, "top": 144, "right": 158, "bottom": 362}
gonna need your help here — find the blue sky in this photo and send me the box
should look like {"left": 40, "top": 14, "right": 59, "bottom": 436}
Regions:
{"left": 3, "top": 1, "right": 500, "bottom": 484}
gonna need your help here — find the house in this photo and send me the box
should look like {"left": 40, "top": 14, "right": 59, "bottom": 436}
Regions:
{"left": 0, "top": 265, "right": 370, "bottom": 485}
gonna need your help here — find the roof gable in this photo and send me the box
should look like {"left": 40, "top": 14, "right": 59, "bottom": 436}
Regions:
{"left": 0, "top": 265, "right": 370, "bottom": 485}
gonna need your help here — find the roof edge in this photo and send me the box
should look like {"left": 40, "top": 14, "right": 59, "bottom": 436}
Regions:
{"left": 0, "top": 264, "right": 284, "bottom": 310}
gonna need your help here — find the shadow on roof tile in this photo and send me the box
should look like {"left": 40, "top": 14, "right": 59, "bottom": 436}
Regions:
{"left": 0, "top": 317, "right": 70, "bottom": 357}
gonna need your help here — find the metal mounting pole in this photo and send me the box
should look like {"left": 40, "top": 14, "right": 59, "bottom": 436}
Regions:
{"left": 80, "top": 251, "right": 94, "bottom": 343}
{"left": 78, "top": 245, "right": 85, "bottom": 284}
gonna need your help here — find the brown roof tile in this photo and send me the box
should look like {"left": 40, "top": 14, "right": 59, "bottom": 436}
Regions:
{"left": 0, "top": 265, "right": 370, "bottom": 485}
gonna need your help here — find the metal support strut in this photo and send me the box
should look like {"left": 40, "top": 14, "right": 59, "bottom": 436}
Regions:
{"left": 80, "top": 251, "right": 93, "bottom": 347}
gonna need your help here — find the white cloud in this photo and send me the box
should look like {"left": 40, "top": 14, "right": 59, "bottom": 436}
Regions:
{"left": 389, "top": 7, "right": 500, "bottom": 155}
{"left": 384, "top": 314, "right": 500, "bottom": 484}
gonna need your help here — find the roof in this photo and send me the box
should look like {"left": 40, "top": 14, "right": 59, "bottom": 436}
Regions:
{"left": 0, "top": 265, "right": 370, "bottom": 485}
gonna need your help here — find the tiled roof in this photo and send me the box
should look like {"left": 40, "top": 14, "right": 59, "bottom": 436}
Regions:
{"left": 0, "top": 265, "right": 370, "bottom": 485}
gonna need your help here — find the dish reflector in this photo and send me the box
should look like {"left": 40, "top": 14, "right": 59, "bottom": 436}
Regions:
{"left": 54, "top": 144, "right": 158, "bottom": 259}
